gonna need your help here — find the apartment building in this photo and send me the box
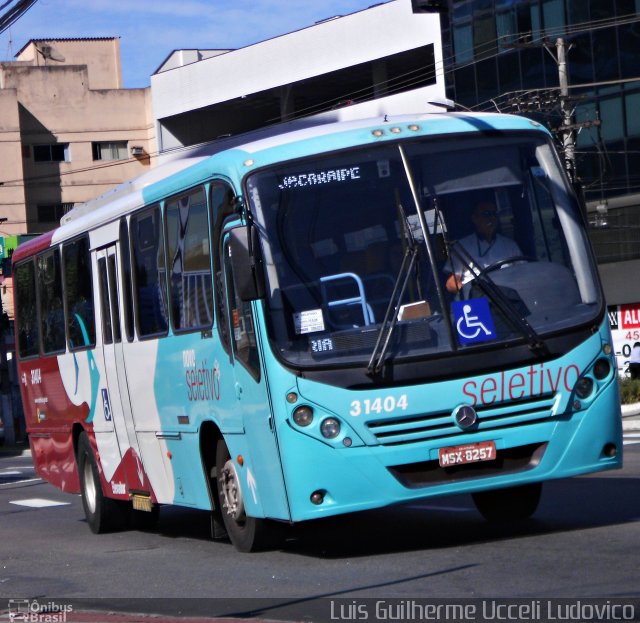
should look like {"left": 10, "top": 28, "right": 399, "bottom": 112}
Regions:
{"left": 0, "top": 37, "right": 157, "bottom": 319}
{"left": 0, "top": 37, "right": 155, "bottom": 237}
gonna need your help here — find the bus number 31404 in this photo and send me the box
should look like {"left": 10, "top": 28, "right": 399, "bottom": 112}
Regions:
{"left": 349, "top": 395, "right": 408, "bottom": 417}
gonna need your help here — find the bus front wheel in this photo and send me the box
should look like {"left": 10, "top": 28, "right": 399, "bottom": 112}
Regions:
{"left": 77, "top": 432, "right": 128, "bottom": 533}
{"left": 472, "top": 482, "right": 542, "bottom": 522}
{"left": 215, "top": 439, "right": 279, "bottom": 552}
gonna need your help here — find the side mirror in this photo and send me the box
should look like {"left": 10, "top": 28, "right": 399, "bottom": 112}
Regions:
{"left": 228, "top": 226, "right": 265, "bottom": 301}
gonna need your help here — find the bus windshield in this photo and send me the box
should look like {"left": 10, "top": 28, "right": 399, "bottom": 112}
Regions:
{"left": 247, "top": 132, "right": 601, "bottom": 370}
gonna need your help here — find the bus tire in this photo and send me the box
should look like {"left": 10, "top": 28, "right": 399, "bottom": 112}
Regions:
{"left": 215, "top": 438, "right": 279, "bottom": 552}
{"left": 472, "top": 482, "right": 542, "bottom": 522}
{"left": 77, "top": 432, "right": 129, "bottom": 533}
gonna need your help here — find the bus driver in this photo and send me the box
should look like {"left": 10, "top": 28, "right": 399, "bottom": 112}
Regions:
{"left": 445, "top": 201, "right": 522, "bottom": 293}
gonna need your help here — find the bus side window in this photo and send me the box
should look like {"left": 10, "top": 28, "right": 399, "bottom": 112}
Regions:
{"left": 37, "top": 249, "right": 65, "bottom": 355}
{"left": 130, "top": 205, "right": 169, "bottom": 338}
{"left": 223, "top": 239, "right": 260, "bottom": 380}
{"left": 97, "top": 257, "right": 113, "bottom": 345}
{"left": 63, "top": 236, "right": 96, "bottom": 350}
{"left": 210, "top": 182, "right": 236, "bottom": 356}
{"left": 165, "top": 187, "right": 213, "bottom": 332}
{"left": 119, "top": 218, "right": 135, "bottom": 342}
{"left": 15, "top": 260, "right": 40, "bottom": 358}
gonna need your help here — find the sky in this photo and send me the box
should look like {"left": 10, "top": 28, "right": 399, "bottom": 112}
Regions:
{"left": 0, "top": 0, "right": 386, "bottom": 88}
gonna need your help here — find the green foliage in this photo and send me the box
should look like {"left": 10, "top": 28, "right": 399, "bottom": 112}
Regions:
{"left": 618, "top": 377, "right": 640, "bottom": 404}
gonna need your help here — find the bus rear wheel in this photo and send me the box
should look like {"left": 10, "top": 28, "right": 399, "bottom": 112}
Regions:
{"left": 77, "top": 432, "right": 129, "bottom": 533}
{"left": 215, "top": 439, "right": 279, "bottom": 552}
{"left": 472, "top": 482, "right": 542, "bottom": 522}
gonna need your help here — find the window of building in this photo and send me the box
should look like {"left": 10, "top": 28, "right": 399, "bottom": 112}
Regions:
{"left": 165, "top": 187, "right": 213, "bottom": 332}
{"left": 600, "top": 96, "right": 624, "bottom": 142}
{"left": 37, "top": 203, "right": 74, "bottom": 223}
{"left": 542, "top": 0, "right": 565, "bottom": 32}
{"left": 33, "top": 143, "right": 69, "bottom": 162}
{"left": 92, "top": 141, "right": 128, "bottom": 161}
{"left": 131, "top": 205, "right": 169, "bottom": 338}
{"left": 496, "top": 10, "right": 518, "bottom": 50}
{"left": 63, "top": 236, "right": 96, "bottom": 351}
{"left": 575, "top": 101, "right": 599, "bottom": 148}
{"left": 473, "top": 11, "right": 497, "bottom": 60}
{"left": 453, "top": 23, "right": 474, "bottom": 63}
{"left": 625, "top": 91, "right": 640, "bottom": 137}
{"left": 567, "top": 0, "right": 589, "bottom": 25}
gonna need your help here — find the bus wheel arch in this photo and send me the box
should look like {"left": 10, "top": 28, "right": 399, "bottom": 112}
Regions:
{"left": 214, "top": 437, "right": 283, "bottom": 552}
{"left": 199, "top": 421, "right": 227, "bottom": 540}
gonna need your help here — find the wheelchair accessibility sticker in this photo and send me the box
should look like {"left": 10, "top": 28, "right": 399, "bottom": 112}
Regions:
{"left": 452, "top": 298, "right": 496, "bottom": 345}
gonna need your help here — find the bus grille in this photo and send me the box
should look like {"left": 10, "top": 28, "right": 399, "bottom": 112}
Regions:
{"left": 365, "top": 393, "right": 558, "bottom": 446}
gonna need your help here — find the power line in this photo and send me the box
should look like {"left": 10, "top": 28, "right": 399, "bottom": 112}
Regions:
{"left": 2, "top": 9, "right": 638, "bottom": 191}
{"left": 0, "top": 0, "right": 38, "bottom": 36}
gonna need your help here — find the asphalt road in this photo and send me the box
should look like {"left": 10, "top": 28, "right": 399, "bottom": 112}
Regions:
{"left": 0, "top": 436, "right": 639, "bottom": 622}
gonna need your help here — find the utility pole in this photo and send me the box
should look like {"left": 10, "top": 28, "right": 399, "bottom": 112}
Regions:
{"left": 502, "top": 36, "right": 583, "bottom": 182}
{"left": 556, "top": 38, "right": 575, "bottom": 181}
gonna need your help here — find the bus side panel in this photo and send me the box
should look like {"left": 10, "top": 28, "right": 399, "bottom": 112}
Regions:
{"left": 115, "top": 338, "right": 177, "bottom": 505}
{"left": 151, "top": 333, "right": 248, "bottom": 510}
{"left": 29, "top": 433, "right": 79, "bottom": 492}
{"left": 18, "top": 355, "right": 90, "bottom": 493}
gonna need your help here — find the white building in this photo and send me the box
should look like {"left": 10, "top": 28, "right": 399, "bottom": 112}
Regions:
{"left": 150, "top": 0, "right": 446, "bottom": 156}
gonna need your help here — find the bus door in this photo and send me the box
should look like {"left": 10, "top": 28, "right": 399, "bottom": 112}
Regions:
{"left": 217, "top": 229, "right": 290, "bottom": 520}
{"left": 95, "top": 245, "right": 143, "bottom": 488}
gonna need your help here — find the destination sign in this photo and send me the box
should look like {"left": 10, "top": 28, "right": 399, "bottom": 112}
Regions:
{"left": 278, "top": 166, "right": 361, "bottom": 189}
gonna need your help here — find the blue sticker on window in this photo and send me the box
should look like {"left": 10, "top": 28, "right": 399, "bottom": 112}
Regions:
{"left": 452, "top": 298, "right": 496, "bottom": 345}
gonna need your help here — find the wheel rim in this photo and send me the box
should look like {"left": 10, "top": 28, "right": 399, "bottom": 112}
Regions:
{"left": 219, "top": 458, "right": 245, "bottom": 524}
{"left": 83, "top": 458, "right": 97, "bottom": 515}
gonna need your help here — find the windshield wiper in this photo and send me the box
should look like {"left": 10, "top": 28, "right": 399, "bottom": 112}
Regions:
{"left": 444, "top": 239, "right": 549, "bottom": 357}
{"left": 367, "top": 203, "right": 419, "bottom": 376}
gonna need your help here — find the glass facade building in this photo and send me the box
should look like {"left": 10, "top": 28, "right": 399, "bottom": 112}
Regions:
{"left": 434, "top": 0, "right": 640, "bottom": 274}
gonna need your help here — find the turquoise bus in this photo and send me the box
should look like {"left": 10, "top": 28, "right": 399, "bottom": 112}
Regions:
{"left": 13, "top": 111, "right": 622, "bottom": 551}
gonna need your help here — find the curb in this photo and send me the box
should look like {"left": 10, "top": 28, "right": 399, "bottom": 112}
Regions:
{"left": 621, "top": 402, "right": 640, "bottom": 431}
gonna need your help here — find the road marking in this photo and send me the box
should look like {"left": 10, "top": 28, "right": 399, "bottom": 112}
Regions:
{"left": 0, "top": 471, "right": 23, "bottom": 476}
{"left": 9, "top": 498, "right": 70, "bottom": 508}
{"left": 0, "top": 477, "right": 41, "bottom": 487}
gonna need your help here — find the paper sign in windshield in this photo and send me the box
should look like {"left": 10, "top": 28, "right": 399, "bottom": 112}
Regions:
{"left": 294, "top": 309, "right": 325, "bottom": 335}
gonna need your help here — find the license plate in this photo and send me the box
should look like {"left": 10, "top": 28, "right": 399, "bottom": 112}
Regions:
{"left": 438, "top": 440, "right": 496, "bottom": 467}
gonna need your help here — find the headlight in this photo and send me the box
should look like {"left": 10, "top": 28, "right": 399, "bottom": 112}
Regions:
{"left": 593, "top": 358, "right": 611, "bottom": 380}
{"left": 320, "top": 417, "right": 341, "bottom": 439}
{"left": 575, "top": 377, "right": 594, "bottom": 399}
{"left": 293, "top": 405, "right": 314, "bottom": 427}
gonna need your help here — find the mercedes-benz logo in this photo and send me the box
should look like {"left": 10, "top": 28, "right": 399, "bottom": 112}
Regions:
{"left": 453, "top": 404, "right": 478, "bottom": 430}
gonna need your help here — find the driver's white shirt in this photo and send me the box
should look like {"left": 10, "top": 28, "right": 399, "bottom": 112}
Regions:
{"left": 449, "top": 232, "right": 522, "bottom": 273}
